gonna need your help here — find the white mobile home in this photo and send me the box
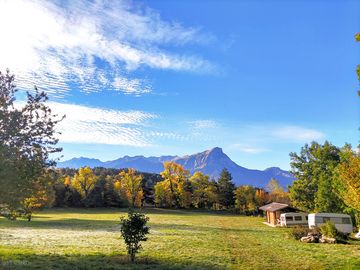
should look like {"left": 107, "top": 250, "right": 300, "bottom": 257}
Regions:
{"left": 280, "top": 212, "right": 308, "bottom": 227}
{"left": 308, "top": 213, "right": 353, "bottom": 234}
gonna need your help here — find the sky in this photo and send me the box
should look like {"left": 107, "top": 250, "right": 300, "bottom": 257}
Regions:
{"left": 0, "top": 0, "right": 359, "bottom": 170}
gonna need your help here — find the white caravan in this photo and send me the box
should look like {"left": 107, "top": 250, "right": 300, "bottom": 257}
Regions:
{"left": 280, "top": 212, "right": 308, "bottom": 227}
{"left": 308, "top": 213, "right": 353, "bottom": 234}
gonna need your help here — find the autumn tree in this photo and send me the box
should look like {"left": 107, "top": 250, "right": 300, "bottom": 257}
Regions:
{"left": 72, "top": 167, "right": 98, "bottom": 200}
{"left": 190, "top": 171, "right": 218, "bottom": 208}
{"left": 115, "top": 169, "right": 144, "bottom": 208}
{"left": 234, "top": 185, "right": 256, "bottom": 214}
{"left": 356, "top": 33, "right": 360, "bottom": 96}
{"left": 155, "top": 162, "right": 191, "bottom": 208}
{"left": 22, "top": 170, "right": 56, "bottom": 221}
{"left": 255, "top": 189, "right": 268, "bottom": 207}
{"left": 336, "top": 147, "right": 360, "bottom": 224}
{"left": 0, "top": 70, "right": 63, "bottom": 215}
{"left": 266, "top": 178, "right": 290, "bottom": 204}
{"left": 217, "top": 168, "right": 235, "bottom": 208}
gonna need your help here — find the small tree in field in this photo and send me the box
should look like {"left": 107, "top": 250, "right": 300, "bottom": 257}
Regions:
{"left": 120, "top": 211, "right": 150, "bottom": 263}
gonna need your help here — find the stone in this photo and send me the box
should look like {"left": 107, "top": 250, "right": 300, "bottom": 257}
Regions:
{"left": 320, "top": 236, "right": 336, "bottom": 244}
{"left": 301, "top": 235, "right": 315, "bottom": 243}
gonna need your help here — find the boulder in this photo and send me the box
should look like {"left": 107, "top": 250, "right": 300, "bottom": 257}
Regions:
{"left": 301, "top": 235, "right": 315, "bottom": 243}
{"left": 320, "top": 236, "right": 336, "bottom": 244}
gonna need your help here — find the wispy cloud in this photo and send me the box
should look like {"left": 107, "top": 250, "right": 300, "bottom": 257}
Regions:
{"left": 0, "top": 0, "right": 213, "bottom": 97}
{"left": 272, "top": 126, "right": 324, "bottom": 142}
{"left": 188, "top": 120, "right": 219, "bottom": 129}
{"left": 228, "top": 144, "right": 270, "bottom": 154}
{"left": 48, "top": 102, "right": 157, "bottom": 146}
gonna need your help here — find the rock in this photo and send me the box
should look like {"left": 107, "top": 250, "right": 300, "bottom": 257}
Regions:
{"left": 301, "top": 235, "right": 315, "bottom": 243}
{"left": 320, "top": 236, "right": 336, "bottom": 244}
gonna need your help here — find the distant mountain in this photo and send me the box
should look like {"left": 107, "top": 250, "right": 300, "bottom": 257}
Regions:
{"left": 57, "top": 147, "right": 295, "bottom": 188}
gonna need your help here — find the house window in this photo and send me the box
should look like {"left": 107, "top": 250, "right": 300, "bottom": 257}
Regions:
{"left": 294, "top": 216, "right": 302, "bottom": 221}
{"left": 286, "top": 216, "right": 293, "bottom": 221}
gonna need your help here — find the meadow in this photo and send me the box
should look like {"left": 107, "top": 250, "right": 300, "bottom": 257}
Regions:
{"left": 0, "top": 208, "right": 359, "bottom": 270}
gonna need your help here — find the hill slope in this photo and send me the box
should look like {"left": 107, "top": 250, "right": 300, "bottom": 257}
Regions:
{"left": 57, "top": 147, "right": 294, "bottom": 188}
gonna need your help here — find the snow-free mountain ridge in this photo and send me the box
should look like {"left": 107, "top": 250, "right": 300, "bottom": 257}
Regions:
{"left": 58, "top": 147, "right": 294, "bottom": 188}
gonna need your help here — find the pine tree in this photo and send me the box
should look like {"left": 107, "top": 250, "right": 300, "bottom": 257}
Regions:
{"left": 217, "top": 168, "right": 235, "bottom": 208}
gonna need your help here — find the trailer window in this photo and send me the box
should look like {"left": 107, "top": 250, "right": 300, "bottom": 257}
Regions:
{"left": 286, "top": 216, "right": 293, "bottom": 221}
{"left": 331, "top": 217, "right": 342, "bottom": 224}
{"left": 342, "top": 218, "right": 351, "bottom": 224}
{"left": 294, "top": 216, "right": 302, "bottom": 221}
{"left": 323, "top": 217, "right": 330, "bottom": 223}
{"left": 315, "top": 217, "right": 323, "bottom": 223}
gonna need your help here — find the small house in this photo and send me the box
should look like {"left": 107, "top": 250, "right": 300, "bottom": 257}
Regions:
{"left": 308, "top": 213, "right": 353, "bottom": 234}
{"left": 259, "top": 202, "right": 298, "bottom": 226}
{"left": 280, "top": 212, "right": 308, "bottom": 227}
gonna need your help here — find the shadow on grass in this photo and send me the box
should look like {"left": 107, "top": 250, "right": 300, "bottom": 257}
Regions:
{"left": 0, "top": 252, "right": 226, "bottom": 270}
{"left": 42, "top": 207, "right": 240, "bottom": 217}
{"left": 0, "top": 217, "right": 266, "bottom": 236}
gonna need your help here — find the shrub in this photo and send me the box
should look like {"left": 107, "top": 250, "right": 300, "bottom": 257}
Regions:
{"left": 290, "top": 225, "right": 309, "bottom": 240}
{"left": 319, "top": 221, "right": 337, "bottom": 238}
{"left": 120, "top": 210, "right": 150, "bottom": 263}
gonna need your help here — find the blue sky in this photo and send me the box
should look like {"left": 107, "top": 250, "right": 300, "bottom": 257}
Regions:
{"left": 1, "top": 0, "right": 359, "bottom": 170}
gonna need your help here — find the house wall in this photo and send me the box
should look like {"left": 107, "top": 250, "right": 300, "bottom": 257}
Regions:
{"left": 269, "top": 212, "right": 277, "bottom": 225}
{"left": 268, "top": 211, "right": 282, "bottom": 225}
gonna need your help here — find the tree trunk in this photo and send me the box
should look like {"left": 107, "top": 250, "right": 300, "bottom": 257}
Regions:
{"left": 130, "top": 252, "right": 135, "bottom": 263}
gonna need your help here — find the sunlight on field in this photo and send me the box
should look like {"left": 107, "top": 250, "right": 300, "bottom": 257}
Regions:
{"left": 0, "top": 208, "right": 359, "bottom": 270}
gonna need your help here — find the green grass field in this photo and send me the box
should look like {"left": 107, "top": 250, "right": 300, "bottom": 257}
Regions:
{"left": 0, "top": 208, "right": 359, "bottom": 270}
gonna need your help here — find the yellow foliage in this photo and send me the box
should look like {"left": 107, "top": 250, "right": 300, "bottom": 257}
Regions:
{"left": 72, "top": 167, "right": 97, "bottom": 199}
{"left": 155, "top": 162, "right": 190, "bottom": 208}
{"left": 64, "top": 176, "right": 71, "bottom": 186}
{"left": 338, "top": 152, "right": 360, "bottom": 211}
{"left": 355, "top": 33, "right": 360, "bottom": 42}
{"left": 116, "top": 168, "right": 143, "bottom": 208}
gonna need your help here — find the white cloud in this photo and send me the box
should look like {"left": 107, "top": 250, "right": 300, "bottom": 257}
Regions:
{"left": 0, "top": 0, "right": 213, "bottom": 97}
{"left": 273, "top": 126, "right": 324, "bottom": 142}
{"left": 229, "top": 144, "right": 269, "bottom": 154}
{"left": 188, "top": 120, "right": 219, "bottom": 129}
{"left": 47, "top": 102, "right": 157, "bottom": 146}
{"left": 112, "top": 77, "right": 151, "bottom": 95}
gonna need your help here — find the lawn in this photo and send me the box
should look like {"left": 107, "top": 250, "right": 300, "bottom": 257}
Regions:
{"left": 0, "top": 208, "right": 359, "bottom": 270}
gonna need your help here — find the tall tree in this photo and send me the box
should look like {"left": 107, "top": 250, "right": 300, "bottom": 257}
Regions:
{"left": 217, "top": 168, "right": 235, "bottom": 208}
{"left": 115, "top": 168, "right": 144, "bottom": 208}
{"left": 190, "top": 171, "right": 218, "bottom": 208}
{"left": 156, "top": 162, "right": 191, "bottom": 208}
{"left": 289, "top": 141, "right": 345, "bottom": 212}
{"left": 255, "top": 189, "right": 268, "bottom": 207}
{"left": 266, "top": 178, "right": 290, "bottom": 204}
{"left": 234, "top": 185, "right": 256, "bottom": 214}
{"left": 336, "top": 147, "right": 360, "bottom": 224}
{"left": 72, "top": 167, "right": 98, "bottom": 199}
{"left": 0, "top": 70, "right": 63, "bottom": 212}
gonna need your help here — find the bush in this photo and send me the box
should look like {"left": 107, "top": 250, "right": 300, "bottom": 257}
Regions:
{"left": 120, "top": 210, "right": 150, "bottom": 263}
{"left": 290, "top": 225, "right": 309, "bottom": 240}
{"left": 319, "top": 221, "right": 337, "bottom": 238}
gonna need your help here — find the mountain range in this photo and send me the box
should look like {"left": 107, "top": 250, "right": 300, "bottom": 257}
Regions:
{"left": 57, "top": 147, "right": 295, "bottom": 188}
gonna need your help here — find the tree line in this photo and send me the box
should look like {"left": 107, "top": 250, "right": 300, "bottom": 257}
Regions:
{"left": 18, "top": 162, "right": 289, "bottom": 216}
